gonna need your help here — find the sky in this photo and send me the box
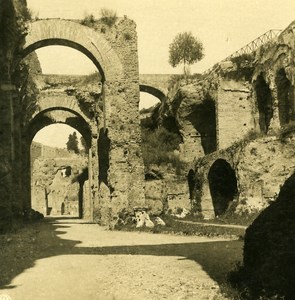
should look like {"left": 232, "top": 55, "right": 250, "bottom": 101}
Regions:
{"left": 27, "top": 0, "right": 295, "bottom": 148}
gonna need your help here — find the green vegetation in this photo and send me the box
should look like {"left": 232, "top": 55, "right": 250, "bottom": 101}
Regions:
{"left": 169, "top": 32, "right": 204, "bottom": 82}
{"left": 115, "top": 214, "right": 245, "bottom": 238}
{"left": 100, "top": 8, "right": 118, "bottom": 27}
{"left": 141, "top": 126, "right": 185, "bottom": 174}
{"left": 81, "top": 13, "right": 96, "bottom": 26}
{"left": 81, "top": 71, "right": 102, "bottom": 85}
{"left": 228, "top": 53, "right": 255, "bottom": 81}
{"left": 66, "top": 131, "right": 79, "bottom": 154}
{"left": 168, "top": 73, "right": 202, "bottom": 90}
{"left": 81, "top": 9, "right": 118, "bottom": 28}
{"left": 278, "top": 120, "right": 295, "bottom": 143}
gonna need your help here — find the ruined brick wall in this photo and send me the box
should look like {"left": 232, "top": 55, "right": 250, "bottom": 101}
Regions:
{"left": 0, "top": 0, "right": 30, "bottom": 231}
{"left": 20, "top": 17, "right": 146, "bottom": 225}
{"left": 217, "top": 78, "right": 254, "bottom": 149}
{"left": 31, "top": 141, "right": 81, "bottom": 167}
{"left": 193, "top": 135, "right": 295, "bottom": 218}
{"left": 31, "top": 157, "right": 88, "bottom": 217}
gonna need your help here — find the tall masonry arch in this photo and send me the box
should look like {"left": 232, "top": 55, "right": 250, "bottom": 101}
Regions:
{"left": 17, "top": 18, "right": 145, "bottom": 224}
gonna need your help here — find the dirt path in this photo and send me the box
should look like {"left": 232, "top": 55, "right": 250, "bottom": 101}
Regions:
{"left": 0, "top": 218, "right": 243, "bottom": 300}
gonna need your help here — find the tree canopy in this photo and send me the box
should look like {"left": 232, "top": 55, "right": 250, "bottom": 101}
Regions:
{"left": 66, "top": 131, "right": 79, "bottom": 154}
{"left": 169, "top": 32, "right": 204, "bottom": 78}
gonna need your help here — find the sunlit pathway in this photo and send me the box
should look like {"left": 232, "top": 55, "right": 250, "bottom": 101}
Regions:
{"left": 0, "top": 219, "right": 243, "bottom": 300}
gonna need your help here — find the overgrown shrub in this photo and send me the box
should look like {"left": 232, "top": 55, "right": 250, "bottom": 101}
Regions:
{"left": 278, "top": 120, "right": 295, "bottom": 143}
{"left": 100, "top": 8, "right": 118, "bottom": 27}
{"left": 141, "top": 127, "right": 184, "bottom": 172}
{"left": 81, "top": 71, "right": 102, "bottom": 84}
{"left": 228, "top": 53, "right": 255, "bottom": 81}
{"left": 81, "top": 14, "right": 96, "bottom": 27}
{"left": 168, "top": 73, "right": 202, "bottom": 90}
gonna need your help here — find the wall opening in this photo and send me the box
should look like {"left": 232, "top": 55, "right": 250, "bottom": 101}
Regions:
{"left": 30, "top": 124, "right": 89, "bottom": 218}
{"left": 139, "top": 92, "right": 161, "bottom": 130}
{"left": 255, "top": 74, "right": 273, "bottom": 133}
{"left": 187, "top": 94, "right": 217, "bottom": 154}
{"left": 208, "top": 159, "right": 238, "bottom": 216}
{"left": 275, "top": 68, "right": 295, "bottom": 126}
{"left": 35, "top": 45, "right": 98, "bottom": 75}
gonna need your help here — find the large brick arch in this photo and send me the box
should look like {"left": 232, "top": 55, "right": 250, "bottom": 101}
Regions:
{"left": 139, "top": 84, "right": 166, "bottom": 102}
{"left": 27, "top": 108, "right": 92, "bottom": 145}
{"left": 31, "top": 96, "right": 90, "bottom": 126}
{"left": 22, "top": 19, "right": 124, "bottom": 81}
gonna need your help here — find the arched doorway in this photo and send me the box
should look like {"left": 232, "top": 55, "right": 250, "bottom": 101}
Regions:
{"left": 27, "top": 108, "right": 93, "bottom": 219}
{"left": 5, "top": 17, "right": 145, "bottom": 225}
{"left": 208, "top": 159, "right": 238, "bottom": 216}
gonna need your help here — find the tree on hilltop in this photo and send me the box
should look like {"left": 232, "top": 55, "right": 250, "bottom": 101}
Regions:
{"left": 169, "top": 32, "right": 204, "bottom": 82}
{"left": 66, "top": 132, "right": 79, "bottom": 154}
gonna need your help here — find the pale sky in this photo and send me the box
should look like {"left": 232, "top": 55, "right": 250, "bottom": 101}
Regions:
{"left": 28, "top": 0, "right": 295, "bottom": 147}
{"left": 27, "top": 0, "right": 295, "bottom": 74}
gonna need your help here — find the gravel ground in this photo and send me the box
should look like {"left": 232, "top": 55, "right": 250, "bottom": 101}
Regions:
{"left": 0, "top": 218, "right": 243, "bottom": 300}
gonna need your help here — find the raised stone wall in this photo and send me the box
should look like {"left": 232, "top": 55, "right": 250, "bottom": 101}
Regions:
{"left": 217, "top": 79, "right": 254, "bottom": 149}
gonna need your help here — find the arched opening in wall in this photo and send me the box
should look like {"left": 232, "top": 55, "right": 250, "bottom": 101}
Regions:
{"left": 34, "top": 45, "right": 99, "bottom": 76}
{"left": 208, "top": 159, "right": 238, "bottom": 216}
{"left": 275, "top": 68, "right": 295, "bottom": 126}
{"left": 31, "top": 123, "right": 90, "bottom": 218}
{"left": 255, "top": 74, "right": 273, "bottom": 133}
{"left": 139, "top": 88, "right": 183, "bottom": 172}
{"left": 187, "top": 94, "right": 217, "bottom": 154}
{"left": 139, "top": 91, "right": 161, "bottom": 130}
{"left": 16, "top": 28, "right": 110, "bottom": 220}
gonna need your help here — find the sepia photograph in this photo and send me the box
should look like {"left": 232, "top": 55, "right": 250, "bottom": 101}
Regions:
{"left": 1, "top": 0, "right": 295, "bottom": 299}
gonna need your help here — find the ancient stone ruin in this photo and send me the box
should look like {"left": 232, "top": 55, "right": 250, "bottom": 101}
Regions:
{"left": 0, "top": 1, "right": 146, "bottom": 228}
{"left": 2, "top": 0, "right": 295, "bottom": 232}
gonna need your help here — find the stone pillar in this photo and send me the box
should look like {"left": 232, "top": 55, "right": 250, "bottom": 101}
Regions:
{"left": 269, "top": 85, "right": 280, "bottom": 133}
{"left": 201, "top": 181, "right": 215, "bottom": 219}
{"left": 21, "top": 138, "right": 31, "bottom": 212}
{"left": 101, "top": 79, "right": 145, "bottom": 223}
{"left": 0, "top": 82, "right": 15, "bottom": 230}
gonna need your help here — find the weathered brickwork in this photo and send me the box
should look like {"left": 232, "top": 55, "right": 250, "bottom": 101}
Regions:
{"left": 0, "top": 6, "right": 146, "bottom": 229}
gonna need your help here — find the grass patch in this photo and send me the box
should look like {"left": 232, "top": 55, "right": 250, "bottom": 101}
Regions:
{"left": 115, "top": 214, "right": 245, "bottom": 238}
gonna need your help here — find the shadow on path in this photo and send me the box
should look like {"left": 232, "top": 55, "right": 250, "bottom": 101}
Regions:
{"left": 0, "top": 218, "right": 243, "bottom": 289}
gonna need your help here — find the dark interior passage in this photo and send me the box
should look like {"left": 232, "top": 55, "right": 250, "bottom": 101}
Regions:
{"left": 188, "top": 95, "right": 217, "bottom": 154}
{"left": 255, "top": 74, "right": 273, "bottom": 133}
{"left": 208, "top": 159, "right": 238, "bottom": 216}
{"left": 275, "top": 68, "right": 295, "bottom": 126}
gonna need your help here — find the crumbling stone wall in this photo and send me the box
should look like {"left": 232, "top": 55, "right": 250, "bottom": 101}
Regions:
{"left": 31, "top": 156, "right": 88, "bottom": 218}
{"left": 145, "top": 171, "right": 191, "bottom": 215}
{"left": 149, "top": 20, "right": 295, "bottom": 219}
{"left": 1, "top": 5, "right": 146, "bottom": 229}
{"left": 192, "top": 135, "right": 295, "bottom": 218}
{"left": 0, "top": 0, "right": 30, "bottom": 232}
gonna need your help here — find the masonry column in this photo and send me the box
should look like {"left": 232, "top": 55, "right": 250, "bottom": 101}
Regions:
{"left": 101, "top": 79, "right": 145, "bottom": 224}
{"left": 268, "top": 80, "right": 280, "bottom": 133}
{"left": 0, "top": 82, "right": 15, "bottom": 231}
